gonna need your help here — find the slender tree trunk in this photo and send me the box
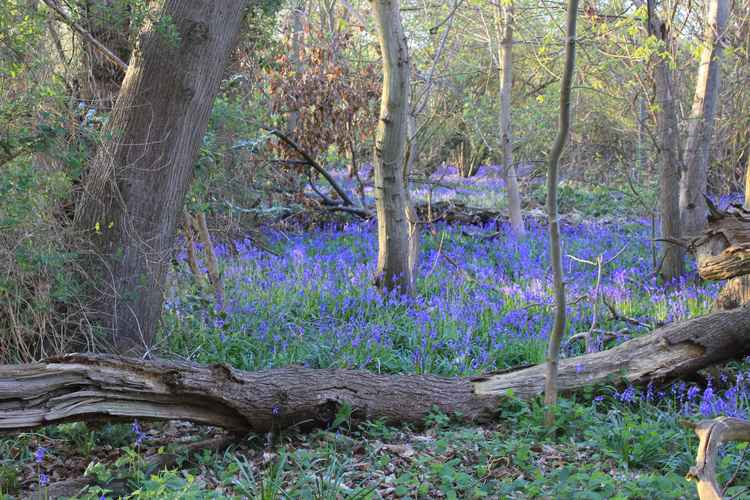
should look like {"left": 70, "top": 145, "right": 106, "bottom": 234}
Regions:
{"left": 183, "top": 212, "right": 202, "bottom": 280}
{"left": 372, "top": 0, "right": 416, "bottom": 296}
{"left": 647, "top": 0, "right": 684, "bottom": 281}
{"left": 74, "top": 0, "right": 247, "bottom": 354}
{"left": 544, "top": 0, "right": 578, "bottom": 426}
{"left": 680, "top": 0, "right": 729, "bottom": 237}
{"left": 635, "top": 94, "right": 647, "bottom": 181}
{"left": 192, "top": 212, "right": 225, "bottom": 309}
{"left": 286, "top": 0, "right": 305, "bottom": 137}
{"left": 497, "top": 0, "right": 525, "bottom": 235}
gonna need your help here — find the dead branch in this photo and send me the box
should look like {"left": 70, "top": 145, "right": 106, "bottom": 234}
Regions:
{"left": 686, "top": 417, "right": 750, "bottom": 499}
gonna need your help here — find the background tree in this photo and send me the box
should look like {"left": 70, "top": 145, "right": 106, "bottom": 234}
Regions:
{"left": 371, "top": 0, "right": 417, "bottom": 296}
{"left": 679, "top": 0, "right": 729, "bottom": 236}
{"left": 496, "top": 0, "right": 525, "bottom": 235}
{"left": 647, "top": 0, "right": 684, "bottom": 282}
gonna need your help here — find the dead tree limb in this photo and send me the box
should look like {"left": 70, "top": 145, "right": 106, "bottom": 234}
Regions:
{"left": 264, "top": 128, "right": 361, "bottom": 210}
{"left": 3, "top": 306, "right": 750, "bottom": 433}
{"left": 686, "top": 417, "right": 750, "bottom": 500}
{"left": 689, "top": 199, "right": 750, "bottom": 281}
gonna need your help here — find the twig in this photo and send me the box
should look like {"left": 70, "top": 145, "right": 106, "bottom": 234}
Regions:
{"left": 602, "top": 295, "right": 665, "bottom": 328}
{"left": 42, "top": 0, "right": 129, "bottom": 72}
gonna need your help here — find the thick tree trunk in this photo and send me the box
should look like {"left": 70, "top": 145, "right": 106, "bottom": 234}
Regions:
{"left": 544, "top": 0, "right": 577, "bottom": 425}
{"left": 3, "top": 306, "right": 750, "bottom": 433}
{"left": 648, "top": 0, "right": 685, "bottom": 281}
{"left": 497, "top": 0, "right": 525, "bottom": 235}
{"left": 372, "top": 0, "right": 416, "bottom": 296}
{"left": 74, "top": 0, "right": 247, "bottom": 354}
{"left": 679, "top": 0, "right": 729, "bottom": 237}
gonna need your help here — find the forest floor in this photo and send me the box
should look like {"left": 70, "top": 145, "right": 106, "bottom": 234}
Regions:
{"left": 3, "top": 177, "right": 750, "bottom": 499}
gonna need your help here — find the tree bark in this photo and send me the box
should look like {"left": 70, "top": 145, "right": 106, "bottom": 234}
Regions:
{"left": 372, "top": 0, "right": 416, "bottom": 296}
{"left": 544, "top": 0, "right": 578, "bottom": 425}
{"left": 679, "top": 0, "right": 729, "bottom": 237}
{"left": 496, "top": 0, "right": 525, "bottom": 235}
{"left": 74, "top": 0, "right": 247, "bottom": 354}
{"left": 647, "top": 0, "right": 685, "bottom": 281}
{"left": 4, "top": 305, "right": 750, "bottom": 433}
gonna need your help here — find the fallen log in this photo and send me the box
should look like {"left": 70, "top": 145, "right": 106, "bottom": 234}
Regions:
{"left": 3, "top": 306, "right": 750, "bottom": 433}
{"left": 686, "top": 417, "right": 750, "bottom": 500}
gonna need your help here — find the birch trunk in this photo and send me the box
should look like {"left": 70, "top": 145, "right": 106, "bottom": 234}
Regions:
{"left": 74, "top": 0, "right": 247, "bottom": 354}
{"left": 372, "top": 0, "right": 416, "bottom": 296}
{"left": 680, "top": 0, "right": 729, "bottom": 237}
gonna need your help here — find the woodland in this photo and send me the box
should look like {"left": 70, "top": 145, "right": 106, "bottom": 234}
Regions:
{"left": 1, "top": 0, "right": 750, "bottom": 498}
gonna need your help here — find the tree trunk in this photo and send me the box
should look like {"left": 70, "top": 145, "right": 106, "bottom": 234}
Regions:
{"left": 635, "top": 94, "right": 647, "bottom": 182}
{"left": 4, "top": 306, "right": 750, "bottom": 433}
{"left": 648, "top": 0, "right": 685, "bottom": 281}
{"left": 372, "top": 0, "right": 416, "bottom": 296}
{"left": 680, "top": 0, "right": 729, "bottom": 237}
{"left": 544, "top": 0, "right": 578, "bottom": 425}
{"left": 192, "top": 212, "right": 225, "bottom": 309}
{"left": 74, "top": 0, "right": 247, "bottom": 354}
{"left": 286, "top": 0, "right": 305, "bottom": 136}
{"left": 497, "top": 0, "right": 525, "bottom": 235}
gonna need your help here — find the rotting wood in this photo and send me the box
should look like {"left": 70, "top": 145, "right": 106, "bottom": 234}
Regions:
{"left": 689, "top": 199, "right": 750, "bottom": 281}
{"left": 3, "top": 305, "right": 750, "bottom": 433}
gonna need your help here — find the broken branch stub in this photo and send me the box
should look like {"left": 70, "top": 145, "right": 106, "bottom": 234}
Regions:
{"left": 690, "top": 201, "right": 750, "bottom": 281}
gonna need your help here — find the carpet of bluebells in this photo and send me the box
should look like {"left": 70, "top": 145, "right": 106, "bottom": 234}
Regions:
{"left": 165, "top": 214, "right": 750, "bottom": 421}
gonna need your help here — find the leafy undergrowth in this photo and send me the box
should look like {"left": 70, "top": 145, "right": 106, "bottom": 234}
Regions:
{"left": 4, "top": 393, "right": 750, "bottom": 499}
{"left": 5, "top": 202, "right": 750, "bottom": 498}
